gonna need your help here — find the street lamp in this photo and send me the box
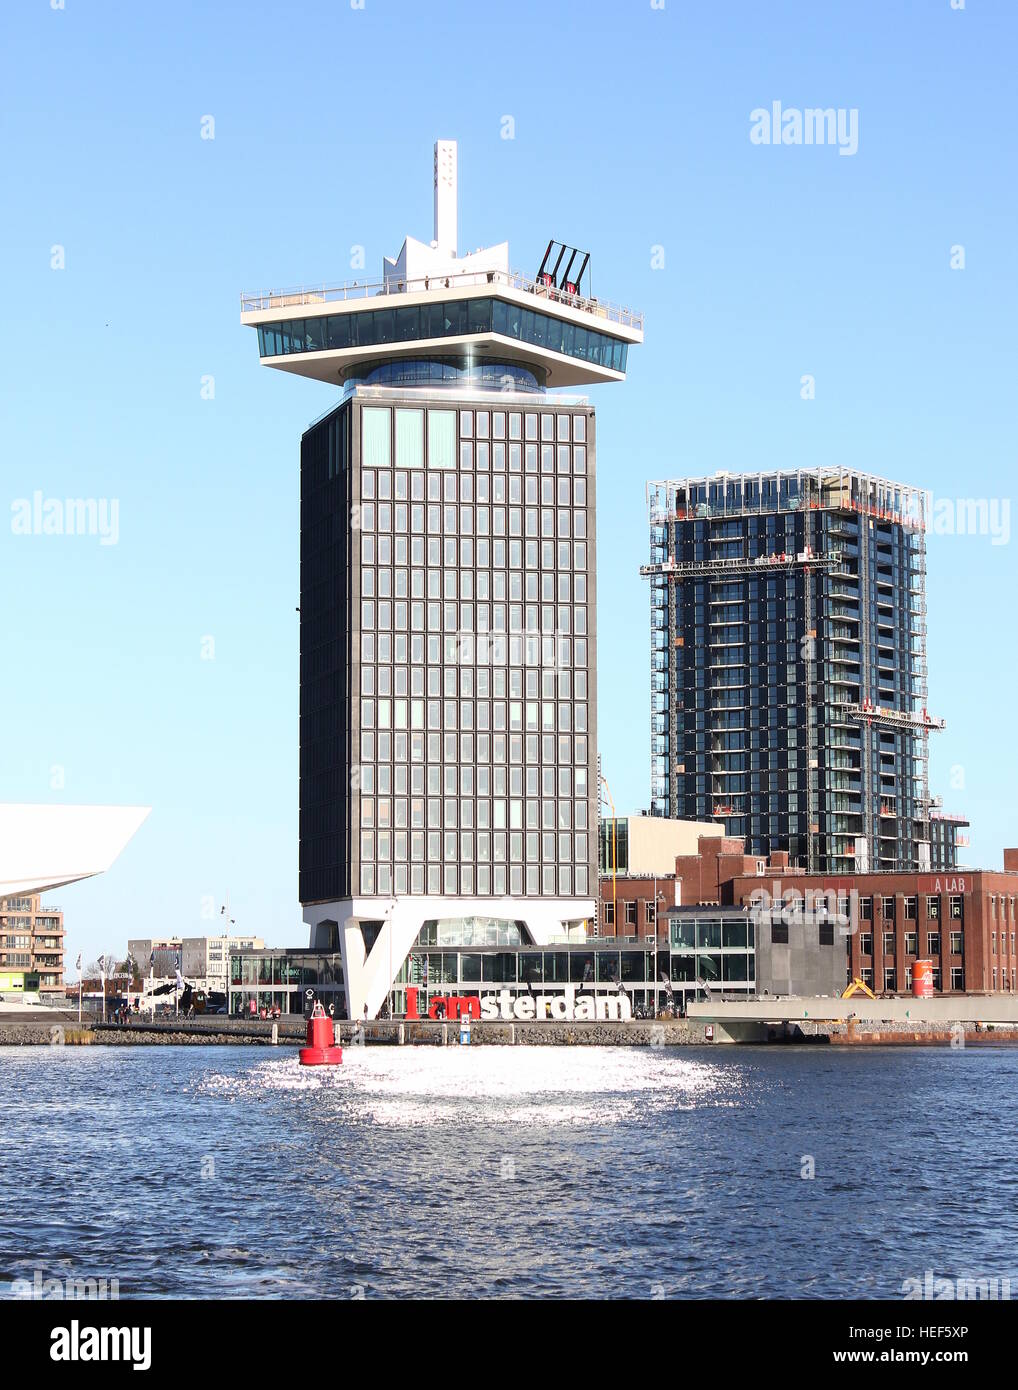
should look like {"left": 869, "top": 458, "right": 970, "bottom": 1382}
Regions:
{"left": 221, "top": 900, "right": 236, "bottom": 1010}
{"left": 651, "top": 882, "right": 669, "bottom": 1018}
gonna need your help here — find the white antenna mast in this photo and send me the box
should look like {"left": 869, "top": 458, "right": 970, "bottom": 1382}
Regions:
{"left": 433, "top": 139, "right": 457, "bottom": 257}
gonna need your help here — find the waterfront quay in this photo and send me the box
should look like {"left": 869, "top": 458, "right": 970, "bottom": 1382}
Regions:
{"left": 1, "top": 1014, "right": 710, "bottom": 1047}
{"left": 4, "top": 1005, "right": 1018, "bottom": 1047}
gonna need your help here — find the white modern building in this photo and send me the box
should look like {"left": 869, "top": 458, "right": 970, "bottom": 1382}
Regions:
{"left": 0, "top": 804, "right": 149, "bottom": 1001}
{"left": 0, "top": 804, "right": 150, "bottom": 899}
{"left": 241, "top": 140, "right": 642, "bottom": 1020}
{"left": 182, "top": 935, "right": 264, "bottom": 993}
{"left": 128, "top": 934, "right": 264, "bottom": 995}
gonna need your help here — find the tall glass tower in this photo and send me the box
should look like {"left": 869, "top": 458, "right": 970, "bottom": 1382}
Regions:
{"left": 242, "top": 141, "right": 642, "bottom": 1018}
{"left": 643, "top": 468, "right": 958, "bottom": 875}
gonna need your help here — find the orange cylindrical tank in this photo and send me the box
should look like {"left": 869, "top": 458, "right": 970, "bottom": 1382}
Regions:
{"left": 912, "top": 959, "right": 934, "bottom": 999}
{"left": 299, "top": 1001, "right": 343, "bottom": 1066}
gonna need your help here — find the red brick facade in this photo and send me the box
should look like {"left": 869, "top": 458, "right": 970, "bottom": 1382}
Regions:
{"left": 597, "top": 836, "right": 798, "bottom": 940}
{"left": 597, "top": 831, "right": 1018, "bottom": 995}
{"left": 673, "top": 836, "right": 797, "bottom": 905}
{"left": 726, "top": 868, "right": 1018, "bottom": 995}
{"left": 597, "top": 875, "right": 678, "bottom": 940}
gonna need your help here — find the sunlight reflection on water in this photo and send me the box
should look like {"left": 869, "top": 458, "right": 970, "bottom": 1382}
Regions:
{"left": 198, "top": 1045, "right": 743, "bottom": 1127}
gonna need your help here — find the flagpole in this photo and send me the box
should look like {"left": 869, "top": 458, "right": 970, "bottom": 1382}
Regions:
{"left": 77, "top": 954, "right": 82, "bottom": 1026}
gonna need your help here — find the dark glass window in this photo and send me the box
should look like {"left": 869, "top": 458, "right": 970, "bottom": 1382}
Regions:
{"left": 395, "top": 306, "right": 419, "bottom": 341}
{"left": 543, "top": 951, "right": 569, "bottom": 983}
{"left": 723, "top": 954, "right": 749, "bottom": 981}
{"left": 620, "top": 951, "right": 647, "bottom": 982}
{"left": 518, "top": 950, "right": 543, "bottom": 984}
{"left": 670, "top": 918, "right": 695, "bottom": 949}
{"left": 467, "top": 299, "right": 491, "bottom": 334}
{"left": 569, "top": 952, "right": 594, "bottom": 983}
{"left": 257, "top": 298, "right": 627, "bottom": 374}
{"left": 481, "top": 952, "right": 517, "bottom": 983}
{"left": 459, "top": 953, "right": 482, "bottom": 982}
{"left": 697, "top": 953, "right": 722, "bottom": 981}
{"left": 722, "top": 920, "right": 748, "bottom": 949}
{"left": 670, "top": 953, "right": 696, "bottom": 982}
{"left": 596, "top": 951, "right": 620, "bottom": 982}
{"left": 696, "top": 920, "right": 722, "bottom": 950}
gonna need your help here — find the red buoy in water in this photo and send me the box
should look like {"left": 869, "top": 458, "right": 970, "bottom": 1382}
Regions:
{"left": 299, "top": 1000, "right": 343, "bottom": 1066}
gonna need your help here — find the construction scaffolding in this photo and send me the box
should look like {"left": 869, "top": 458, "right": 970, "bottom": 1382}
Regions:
{"left": 638, "top": 549, "right": 842, "bottom": 582}
{"left": 642, "top": 467, "right": 944, "bottom": 874}
{"left": 647, "top": 467, "right": 930, "bottom": 531}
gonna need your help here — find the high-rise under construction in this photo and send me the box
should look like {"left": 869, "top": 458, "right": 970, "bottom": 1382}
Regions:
{"left": 643, "top": 468, "right": 965, "bottom": 875}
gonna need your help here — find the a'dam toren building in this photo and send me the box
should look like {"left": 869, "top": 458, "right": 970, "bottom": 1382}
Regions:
{"left": 242, "top": 141, "right": 642, "bottom": 1021}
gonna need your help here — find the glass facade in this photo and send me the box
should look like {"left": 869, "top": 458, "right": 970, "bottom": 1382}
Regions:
{"left": 648, "top": 470, "right": 950, "bottom": 874}
{"left": 416, "top": 917, "right": 527, "bottom": 947}
{"left": 348, "top": 360, "right": 544, "bottom": 393}
{"left": 300, "top": 402, "right": 354, "bottom": 903}
{"left": 257, "top": 297, "right": 629, "bottom": 376}
{"left": 300, "top": 394, "right": 598, "bottom": 906}
{"left": 598, "top": 817, "right": 630, "bottom": 874}
{"left": 390, "top": 938, "right": 722, "bottom": 1012}
{"left": 228, "top": 951, "right": 345, "bottom": 1016}
{"left": 668, "top": 912, "right": 756, "bottom": 987}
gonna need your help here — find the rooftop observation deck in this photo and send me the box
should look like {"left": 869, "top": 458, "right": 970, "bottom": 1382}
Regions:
{"left": 240, "top": 265, "right": 643, "bottom": 332}
{"left": 240, "top": 265, "right": 644, "bottom": 390}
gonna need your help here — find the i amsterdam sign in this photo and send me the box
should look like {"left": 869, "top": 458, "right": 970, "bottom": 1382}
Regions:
{"left": 409, "top": 984, "right": 633, "bottom": 1024}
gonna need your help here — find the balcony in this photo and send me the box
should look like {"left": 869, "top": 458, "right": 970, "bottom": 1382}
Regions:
{"left": 241, "top": 266, "right": 643, "bottom": 332}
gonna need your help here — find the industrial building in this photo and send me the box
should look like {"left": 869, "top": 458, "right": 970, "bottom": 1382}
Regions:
{"left": 593, "top": 825, "right": 1018, "bottom": 998}
{"left": 724, "top": 860, "right": 1018, "bottom": 997}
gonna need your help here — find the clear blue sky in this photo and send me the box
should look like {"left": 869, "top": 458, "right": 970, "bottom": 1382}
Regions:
{"left": 1, "top": 0, "right": 1014, "bottom": 972}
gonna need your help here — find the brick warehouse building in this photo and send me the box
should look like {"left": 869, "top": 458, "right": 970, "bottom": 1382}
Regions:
{"left": 725, "top": 865, "right": 1018, "bottom": 996}
{"left": 597, "top": 833, "right": 797, "bottom": 941}
{"left": 599, "top": 831, "right": 1018, "bottom": 995}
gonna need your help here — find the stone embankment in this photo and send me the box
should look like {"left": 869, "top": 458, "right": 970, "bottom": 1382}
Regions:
{"left": 0, "top": 1016, "right": 712, "bottom": 1046}
{"left": 3, "top": 1016, "right": 1017, "bottom": 1047}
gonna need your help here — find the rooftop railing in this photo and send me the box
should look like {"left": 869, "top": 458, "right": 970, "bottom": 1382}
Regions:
{"left": 241, "top": 266, "right": 643, "bottom": 332}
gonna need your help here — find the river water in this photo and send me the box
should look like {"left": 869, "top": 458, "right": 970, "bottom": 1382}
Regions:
{"left": 2, "top": 1043, "right": 1016, "bottom": 1299}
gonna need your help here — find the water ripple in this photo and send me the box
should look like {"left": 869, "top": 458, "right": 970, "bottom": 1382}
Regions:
{"left": 2, "top": 1044, "right": 1017, "bottom": 1298}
